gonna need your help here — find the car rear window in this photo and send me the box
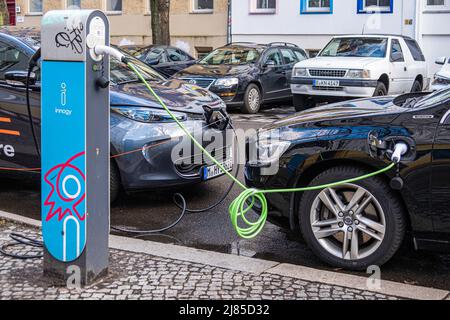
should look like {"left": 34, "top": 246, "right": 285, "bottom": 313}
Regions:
{"left": 404, "top": 39, "right": 425, "bottom": 62}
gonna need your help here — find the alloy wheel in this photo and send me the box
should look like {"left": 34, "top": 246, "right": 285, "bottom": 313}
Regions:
{"left": 309, "top": 183, "right": 386, "bottom": 261}
{"left": 247, "top": 88, "right": 260, "bottom": 111}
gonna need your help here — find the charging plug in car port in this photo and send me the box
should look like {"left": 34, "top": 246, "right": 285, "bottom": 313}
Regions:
{"left": 368, "top": 133, "right": 416, "bottom": 190}
{"left": 368, "top": 134, "right": 416, "bottom": 163}
{"left": 203, "top": 106, "right": 230, "bottom": 131}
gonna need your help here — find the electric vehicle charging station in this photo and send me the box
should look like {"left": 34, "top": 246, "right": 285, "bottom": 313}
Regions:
{"left": 41, "top": 10, "right": 110, "bottom": 285}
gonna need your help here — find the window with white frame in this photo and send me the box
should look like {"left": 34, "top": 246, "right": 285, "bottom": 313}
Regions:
{"left": 67, "top": 0, "right": 81, "bottom": 9}
{"left": 250, "top": 0, "right": 277, "bottom": 14}
{"left": 106, "top": 0, "right": 122, "bottom": 13}
{"left": 302, "top": 0, "right": 333, "bottom": 13}
{"left": 425, "top": 0, "right": 448, "bottom": 10}
{"left": 28, "top": 0, "right": 43, "bottom": 14}
{"left": 362, "top": 0, "right": 392, "bottom": 12}
{"left": 192, "top": 0, "right": 214, "bottom": 13}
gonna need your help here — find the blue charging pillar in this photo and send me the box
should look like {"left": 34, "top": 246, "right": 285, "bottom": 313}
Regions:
{"left": 41, "top": 10, "right": 110, "bottom": 285}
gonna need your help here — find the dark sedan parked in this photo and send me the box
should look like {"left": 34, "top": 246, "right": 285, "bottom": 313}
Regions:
{"left": 174, "top": 42, "right": 309, "bottom": 114}
{"left": 0, "top": 29, "right": 232, "bottom": 202}
{"left": 131, "top": 44, "right": 197, "bottom": 78}
{"left": 246, "top": 88, "right": 450, "bottom": 270}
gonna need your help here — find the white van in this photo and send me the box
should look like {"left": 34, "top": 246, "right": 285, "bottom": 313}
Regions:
{"left": 291, "top": 35, "right": 428, "bottom": 111}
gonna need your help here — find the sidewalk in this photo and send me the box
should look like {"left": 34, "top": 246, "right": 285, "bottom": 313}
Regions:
{"left": 0, "top": 212, "right": 448, "bottom": 300}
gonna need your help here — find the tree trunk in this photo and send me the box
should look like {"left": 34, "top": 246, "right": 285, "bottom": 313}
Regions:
{"left": 150, "top": 0, "right": 170, "bottom": 45}
{"left": 0, "top": 0, "right": 9, "bottom": 26}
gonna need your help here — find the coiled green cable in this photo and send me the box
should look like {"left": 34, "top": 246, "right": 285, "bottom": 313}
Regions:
{"left": 127, "top": 62, "right": 396, "bottom": 240}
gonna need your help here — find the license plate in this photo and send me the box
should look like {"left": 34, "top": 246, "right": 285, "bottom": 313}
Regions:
{"left": 314, "top": 79, "right": 340, "bottom": 87}
{"left": 203, "top": 158, "right": 233, "bottom": 181}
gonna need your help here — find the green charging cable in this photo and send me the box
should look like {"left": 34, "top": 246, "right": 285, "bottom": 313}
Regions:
{"left": 127, "top": 62, "right": 396, "bottom": 240}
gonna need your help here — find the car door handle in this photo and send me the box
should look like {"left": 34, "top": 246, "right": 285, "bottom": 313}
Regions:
{"left": 404, "top": 66, "right": 407, "bottom": 71}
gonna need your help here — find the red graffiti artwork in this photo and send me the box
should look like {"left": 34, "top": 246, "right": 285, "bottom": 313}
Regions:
{"left": 44, "top": 151, "right": 86, "bottom": 222}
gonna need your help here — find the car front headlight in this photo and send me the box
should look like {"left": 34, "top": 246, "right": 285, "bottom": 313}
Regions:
{"left": 293, "top": 68, "right": 308, "bottom": 77}
{"left": 112, "top": 106, "right": 187, "bottom": 123}
{"left": 257, "top": 140, "right": 291, "bottom": 163}
{"left": 249, "top": 130, "right": 291, "bottom": 164}
{"left": 432, "top": 74, "right": 450, "bottom": 86}
{"left": 347, "top": 69, "right": 371, "bottom": 79}
{"left": 215, "top": 77, "right": 239, "bottom": 87}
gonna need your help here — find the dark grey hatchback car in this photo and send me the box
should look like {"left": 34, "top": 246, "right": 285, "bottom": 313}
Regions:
{"left": 0, "top": 28, "right": 233, "bottom": 201}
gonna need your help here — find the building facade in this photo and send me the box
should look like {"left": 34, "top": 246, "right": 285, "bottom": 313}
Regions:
{"left": 8, "top": 0, "right": 229, "bottom": 57}
{"left": 231, "top": 0, "right": 450, "bottom": 76}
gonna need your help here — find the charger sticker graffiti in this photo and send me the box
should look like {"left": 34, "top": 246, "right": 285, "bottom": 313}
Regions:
{"left": 55, "top": 22, "right": 84, "bottom": 54}
{"left": 43, "top": 151, "right": 86, "bottom": 222}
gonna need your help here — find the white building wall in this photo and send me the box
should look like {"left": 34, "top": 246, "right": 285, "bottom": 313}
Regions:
{"left": 416, "top": 0, "right": 450, "bottom": 75}
{"left": 231, "top": 0, "right": 450, "bottom": 76}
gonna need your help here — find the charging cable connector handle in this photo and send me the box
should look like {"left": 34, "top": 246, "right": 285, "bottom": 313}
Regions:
{"left": 391, "top": 142, "right": 408, "bottom": 163}
{"left": 93, "top": 45, "right": 129, "bottom": 64}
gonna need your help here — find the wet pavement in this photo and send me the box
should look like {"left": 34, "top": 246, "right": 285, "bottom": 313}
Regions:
{"left": 0, "top": 106, "right": 449, "bottom": 291}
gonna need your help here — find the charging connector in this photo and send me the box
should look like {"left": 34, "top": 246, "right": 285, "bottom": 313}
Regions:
{"left": 94, "top": 45, "right": 128, "bottom": 63}
{"left": 391, "top": 142, "right": 408, "bottom": 163}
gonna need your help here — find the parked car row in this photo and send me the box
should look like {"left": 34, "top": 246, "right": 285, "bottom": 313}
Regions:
{"left": 123, "top": 34, "right": 449, "bottom": 115}
{"left": 0, "top": 28, "right": 233, "bottom": 203}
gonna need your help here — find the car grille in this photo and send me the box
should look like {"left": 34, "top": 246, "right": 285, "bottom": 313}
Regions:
{"left": 182, "top": 78, "right": 215, "bottom": 89}
{"left": 312, "top": 86, "right": 344, "bottom": 91}
{"left": 309, "top": 69, "right": 347, "bottom": 78}
{"left": 175, "top": 145, "right": 232, "bottom": 177}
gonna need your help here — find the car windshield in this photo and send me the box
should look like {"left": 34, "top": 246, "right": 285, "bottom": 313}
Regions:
{"left": 413, "top": 87, "right": 450, "bottom": 109}
{"left": 319, "top": 37, "right": 388, "bottom": 58}
{"left": 110, "top": 55, "right": 165, "bottom": 84}
{"left": 199, "top": 47, "right": 261, "bottom": 65}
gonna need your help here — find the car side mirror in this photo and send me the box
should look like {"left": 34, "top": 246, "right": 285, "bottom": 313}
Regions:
{"left": 390, "top": 52, "right": 404, "bottom": 62}
{"left": 4, "top": 70, "right": 36, "bottom": 86}
{"left": 263, "top": 60, "right": 276, "bottom": 69}
{"left": 146, "top": 57, "right": 161, "bottom": 65}
{"left": 435, "top": 56, "right": 446, "bottom": 65}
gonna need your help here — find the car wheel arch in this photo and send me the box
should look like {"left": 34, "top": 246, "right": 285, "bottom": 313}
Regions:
{"left": 246, "top": 81, "right": 264, "bottom": 99}
{"left": 412, "top": 75, "right": 424, "bottom": 91}
{"left": 378, "top": 74, "right": 390, "bottom": 93}
{"left": 288, "top": 157, "right": 411, "bottom": 232}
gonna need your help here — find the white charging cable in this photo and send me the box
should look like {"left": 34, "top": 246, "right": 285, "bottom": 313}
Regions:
{"left": 391, "top": 142, "right": 408, "bottom": 163}
{"left": 93, "top": 45, "right": 126, "bottom": 63}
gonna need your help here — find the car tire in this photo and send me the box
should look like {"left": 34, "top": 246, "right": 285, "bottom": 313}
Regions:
{"left": 293, "top": 94, "right": 315, "bottom": 112}
{"left": 110, "top": 160, "right": 121, "bottom": 203}
{"left": 298, "top": 166, "right": 406, "bottom": 270}
{"left": 241, "top": 84, "right": 261, "bottom": 114}
{"left": 411, "top": 79, "right": 423, "bottom": 93}
{"left": 373, "top": 82, "right": 388, "bottom": 96}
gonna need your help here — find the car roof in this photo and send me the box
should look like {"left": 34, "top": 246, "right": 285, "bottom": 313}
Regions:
{"left": 332, "top": 34, "right": 413, "bottom": 40}
{"left": 223, "top": 42, "right": 302, "bottom": 50}
{"left": 0, "top": 26, "right": 41, "bottom": 47}
{"left": 0, "top": 27, "right": 41, "bottom": 52}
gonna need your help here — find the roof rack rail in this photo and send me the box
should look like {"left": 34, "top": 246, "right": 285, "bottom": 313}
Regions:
{"left": 225, "top": 42, "right": 258, "bottom": 46}
{"left": 268, "top": 42, "right": 299, "bottom": 48}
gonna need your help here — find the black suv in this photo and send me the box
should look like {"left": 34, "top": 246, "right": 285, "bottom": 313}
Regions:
{"left": 174, "top": 42, "right": 308, "bottom": 114}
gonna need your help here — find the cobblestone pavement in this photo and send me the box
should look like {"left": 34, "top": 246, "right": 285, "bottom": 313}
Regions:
{"left": 0, "top": 220, "right": 400, "bottom": 300}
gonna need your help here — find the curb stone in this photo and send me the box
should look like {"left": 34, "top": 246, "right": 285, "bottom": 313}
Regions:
{"left": 1, "top": 209, "right": 448, "bottom": 300}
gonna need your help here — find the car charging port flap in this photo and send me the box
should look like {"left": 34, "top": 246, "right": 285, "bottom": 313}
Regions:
{"left": 368, "top": 131, "right": 416, "bottom": 163}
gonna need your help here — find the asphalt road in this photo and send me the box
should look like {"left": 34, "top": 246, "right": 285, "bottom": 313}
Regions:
{"left": 1, "top": 106, "right": 450, "bottom": 291}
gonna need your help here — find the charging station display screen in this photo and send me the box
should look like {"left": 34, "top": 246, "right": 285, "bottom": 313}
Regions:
{"left": 41, "top": 60, "right": 87, "bottom": 262}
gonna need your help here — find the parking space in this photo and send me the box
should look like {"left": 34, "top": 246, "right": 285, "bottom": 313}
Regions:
{"left": 1, "top": 105, "right": 449, "bottom": 292}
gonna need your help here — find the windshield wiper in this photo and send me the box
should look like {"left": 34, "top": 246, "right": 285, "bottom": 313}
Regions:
{"left": 117, "top": 78, "right": 157, "bottom": 85}
{"left": 402, "top": 97, "right": 420, "bottom": 109}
